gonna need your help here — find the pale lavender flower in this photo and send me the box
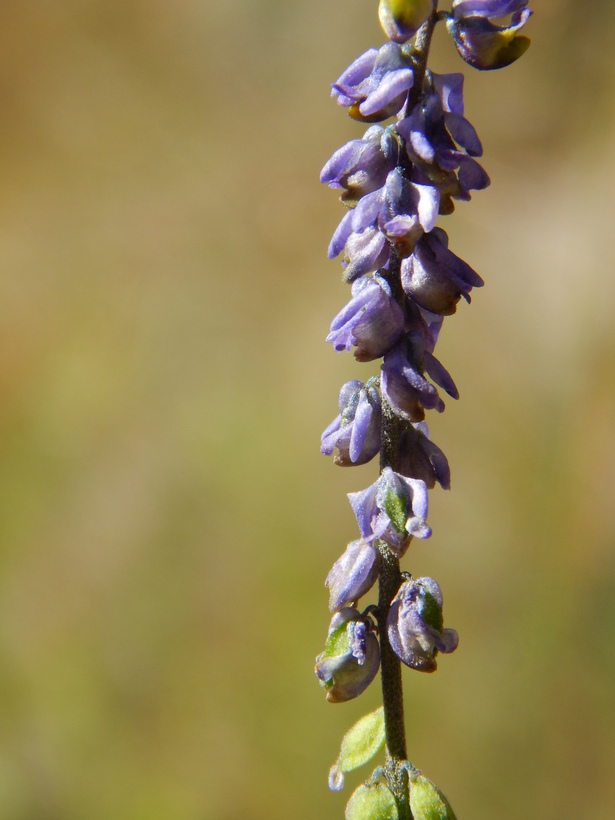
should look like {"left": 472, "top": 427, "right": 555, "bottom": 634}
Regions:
{"left": 321, "top": 378, "right": 381, "bottom": 466}
{"left": 331, "top": 43, "right": 414, "bottom": 122}
{"left": 326, "top": 274, "right": 404, "bottom": 360}
{"left": 328, "top": 169, "right": 440, "bottom": 276}
{"left": 348, "top": 466, "right": 431, "bottom": 557}
{"left": 387, "top": 576, "right": 459, "bottom": 672}
{"left": 315, "top": 608, "right": 380, "bottom": 702}
{"left": 326, "top": 539, "right": 379, "bottom": 613}
{"left": 320, "top": 125, "right": 399, "bottom": 206}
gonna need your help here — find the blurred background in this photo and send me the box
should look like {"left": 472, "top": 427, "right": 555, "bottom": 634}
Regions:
{"left": 0, "top": 1, "right": 613, "bottom": 817}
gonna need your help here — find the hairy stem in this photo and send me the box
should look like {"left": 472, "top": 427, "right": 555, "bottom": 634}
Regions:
{"left": 376, "top": 9, "right": 440, "bottom": 819}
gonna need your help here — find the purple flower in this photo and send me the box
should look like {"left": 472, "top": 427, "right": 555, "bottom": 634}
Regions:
{"left": 326, "top": 539, "right": 379, "bottom": 613}
{"left": 447, "top": 8, "right": 532, "bottom": 71}
{"left": 328, "top": 190, "right": 390, "bottom": 281}
{"left": 381, "top": 341, "right": 444, "bottom": 423}
{"left": 396, "top": 76, "right": 490, "bottom": 210}
{"left": 387, "top": 576, "right": 459, "bottom": 672}
{"left": 315, "top": 608, "right": 381, "bottom": 702}
{"left": 398, "top": 421, "right": 450, "bottom": 490}
{"left": 320, "top": 125, "right": 399, "bottom": 207}
{"left": 348, "top": 466, "right": 431, "bottom": 557}
{"left": 452, "top": 0, "right": 529, "bottom": 19}
{"left": 327, "top": 275, "right": 405, "bottom": 361}
{"left": 331, "top": 43, "right": 414, "bottom": 122}
{"left": 401, "top": 227, "right": 484, "bottom": 315}
{"left": 378, "top": 0, "right": 434, "bottom": 44}
{"left": 432, "top": 71, "right": 465, "bottom": 115}
{"left": 381, "top": 169, "right": 440, "bottom": 257}
{"left": 328, "top": 170, "right": 440, "bottom": 277}
{"left": 321, "top": 378, "right": 382, "bottom": 466}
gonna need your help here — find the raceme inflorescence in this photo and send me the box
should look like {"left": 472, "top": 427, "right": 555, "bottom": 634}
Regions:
{"left": 314, "top": 2, "right": 532, "bottom": 818}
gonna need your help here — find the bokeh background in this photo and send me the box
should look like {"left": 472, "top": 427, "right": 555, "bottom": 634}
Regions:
{"left": 0, "top": 1, "right": 613, "bottom": 818}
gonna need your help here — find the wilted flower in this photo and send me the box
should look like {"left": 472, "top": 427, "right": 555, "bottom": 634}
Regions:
{"left": 447, "top": 7, "right": 532, "bottom": 71}
{"left": 331, "top": 43, "right": 414, "bottom": 122}
{"left": 387, "top": 576, "right": 458, "bottom": 672}
{"left": 326, "top": 539, "right": 379, "bottom": 612}
{"left": 321, "top": 378, "right": 382, "bottom": 466}
{"left": 315, "top": 608, "right": 380, "bottom": 702}
{"left": 348, "top": 466, "right": 431, "bottom": 556}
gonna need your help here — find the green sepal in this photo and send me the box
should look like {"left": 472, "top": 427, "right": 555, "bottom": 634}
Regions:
{"left": 383, "top": 486, "right": 407, "bottom": 536}
{"left": 409, "top": 774, "right": 457, "bottom": 820}
{"left": 346, "top": 783, "right": 399, "bottom": 820}
{"left": 421, "top": 590, "right": 443, "bottom": 634}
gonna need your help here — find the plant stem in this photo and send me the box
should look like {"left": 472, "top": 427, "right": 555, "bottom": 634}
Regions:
{"left": 376, "top": 9, "right": 440, "bottom": 818}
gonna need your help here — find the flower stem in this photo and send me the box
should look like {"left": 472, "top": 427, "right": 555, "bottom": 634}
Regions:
{"left": 376, "top": 9, "right": 440, "bottom": 819}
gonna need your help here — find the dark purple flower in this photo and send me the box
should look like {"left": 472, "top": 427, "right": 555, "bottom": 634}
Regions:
{"left": 331, "top": 43, "right": 414, "bottom": 122}
{"left": 326, "top": 539, "right": 379, "bottom": 613}
{"left": 447, "top": 8, "right": 532, "bottom": 71}
{"left": 348, "top": 466, "right": 431, "bottom": 557}
{"left": 320, "top": 125, "right": 399, "bottom": 207}
{"left": 315, "top": 608, "right": 380, "bottom": 702}
{"left": 398, "top": 421, "right": 451, "bottom": 490}
{"left": 378, "top": 0, "right": 434, "bottom": 44}
{"left": 401, "top": 227, "right": 484, "bottom": 315}
{"left": 321, "top": 378, "right": 382, "bottom": 466}
{"left": 327, "top": 274, "right": 404, "bottom": 361}
{"left": 387, "top": 576, "right": 459, "bottom": 672}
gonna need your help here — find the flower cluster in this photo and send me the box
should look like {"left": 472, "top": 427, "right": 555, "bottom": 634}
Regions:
{"left": 314, "top": 1, "right": 531, "bottom": 815}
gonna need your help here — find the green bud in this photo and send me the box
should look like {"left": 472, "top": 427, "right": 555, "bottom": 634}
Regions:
{"left": 409, "top": 774, "right": 457, "bottom": 820}
{"left": 378, "top": 0, "right": 434, "bottom": 44}
{"left": 346, "top": 783, "right": 399, "bottom": 820}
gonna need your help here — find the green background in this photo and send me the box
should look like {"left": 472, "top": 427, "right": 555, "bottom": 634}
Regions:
{"left": 0, "top": 1, "right": 613, "bottom": 817}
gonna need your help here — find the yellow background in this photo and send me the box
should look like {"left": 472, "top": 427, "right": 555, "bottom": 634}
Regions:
{"left": 0, "top": 1, "right": 613, "bottom": 817}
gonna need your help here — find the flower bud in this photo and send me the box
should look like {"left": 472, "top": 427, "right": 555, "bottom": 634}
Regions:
{"left": 387, "top": 577, "right": 458, "bottom": 672}
{"left": 346, "top": 782, "right": 399, "bottom": 820}
{"left": 326, "top": 539, "right": 379, "bottom": 613}
{"left": 315, "top": 609, "right": 380, "bottom": 703}
{"left": 410, "top": 773, "right": 457, "bottom": 819}
{"left": 378, "top": 0, "right": 434, "bottom": 44}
